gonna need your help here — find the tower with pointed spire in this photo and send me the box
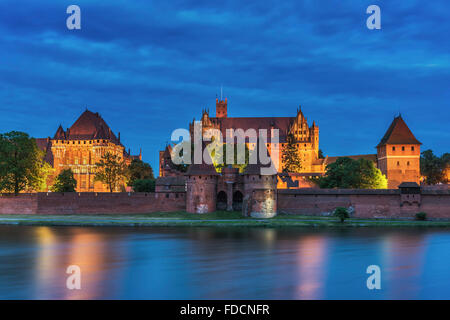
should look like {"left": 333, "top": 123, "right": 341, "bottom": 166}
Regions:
{"left": 376, "top": 115, "right": 422, "bottom": 188}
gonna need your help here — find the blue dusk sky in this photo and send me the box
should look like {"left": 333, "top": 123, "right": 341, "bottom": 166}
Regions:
{"left": 0, "top": 0, "right": 449, "bottom": 173}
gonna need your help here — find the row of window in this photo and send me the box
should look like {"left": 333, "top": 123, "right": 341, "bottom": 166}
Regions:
{"left": 56, "top": 140, "right": 109, "bottom": 144}
{"left": 392, "top": 146, "right": 415, "bottom": 151}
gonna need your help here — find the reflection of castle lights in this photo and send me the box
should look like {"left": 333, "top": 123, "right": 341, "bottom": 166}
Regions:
{"left": 295, "top": 236, "right": 328, "bottom": 300}
{"left": 63, "top": 232, "right": 106, "bottom": 299}
{"left": 381, "top": 234, "right": 426, "bottom": 299}
{"left": 34, "top": 227, "right": 57, "bottom": 299}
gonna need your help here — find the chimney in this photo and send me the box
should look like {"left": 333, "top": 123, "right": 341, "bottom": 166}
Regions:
{"left": 118, "top": 132, "right": 121, "bottom": 142}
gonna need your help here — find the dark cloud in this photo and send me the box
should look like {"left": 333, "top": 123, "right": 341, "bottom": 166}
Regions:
{"left": 0, "top": 0, "right": 448, "bottom": 171}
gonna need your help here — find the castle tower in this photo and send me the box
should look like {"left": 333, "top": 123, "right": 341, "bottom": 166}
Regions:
{"left": 310, "top": 120, "right": 319, "bottom": 158}
{"left": 185, "top": 162, "right": 219, "bottom": 213}
{"left": 376, "top": 115, "right": 422, "bottom": 188}
{"left": 216, "top": 98, "right": 227, "bottom": 118}
{"left": 243, "top": 164, "right": 277, "bottom": 218}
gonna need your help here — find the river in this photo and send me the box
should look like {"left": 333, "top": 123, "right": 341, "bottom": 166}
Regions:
{"left": 0, "top": 225, "right": 449, "bottom": 299}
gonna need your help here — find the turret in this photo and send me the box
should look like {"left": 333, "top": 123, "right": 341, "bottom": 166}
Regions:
{"left": 376, "top": 115, "right": 421, "bottom": 188}
{"left": 185, "top": 159, "right": 219, "bottom": 213}
{"left": 216, "top": 98, "right": 227, "bottom": 118}
{"left": 243, "top": 164, "right": 277, "bottom": 218}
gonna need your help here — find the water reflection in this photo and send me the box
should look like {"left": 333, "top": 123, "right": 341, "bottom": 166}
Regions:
{"left": 382, "top": 233, "right": 426, "bottom": 299}
{"left": 295, "top": 235, "right": 328, "bottom": 299}
{"left": 0, "top": 226, "right": 449, "bottom": 299}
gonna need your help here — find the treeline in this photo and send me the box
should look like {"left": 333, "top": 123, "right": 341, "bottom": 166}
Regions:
{"left": 420, "top": 149, "right": 449, "bottom": 185}
{"left": 0, "top": 131, "right": 155, "bottom": 194}
{"left": 311, "top": 149, "right": 449, "bottom": 189}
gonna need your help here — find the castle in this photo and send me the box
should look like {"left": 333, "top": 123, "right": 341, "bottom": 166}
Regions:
{"left": 159, "top": 98, "right": 422, "bottom": 214}
{"left": 37, "top": 110, "right": 141, "bottom": 192}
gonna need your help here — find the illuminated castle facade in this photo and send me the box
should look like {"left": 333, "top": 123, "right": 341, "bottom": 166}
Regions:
{"left": 37, "top": 110, "right": 141, "bottom": 192}
{"left": 160, "top": 98, "right": 422, "bottom": 190}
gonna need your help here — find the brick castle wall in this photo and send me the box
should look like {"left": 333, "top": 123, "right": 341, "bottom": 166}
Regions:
{"left": 0, "top": 192, "right": 185, "bottom": 215}
{"left": 278, "top": 189, "right": 450, "bottom": 219}
{"left": 0, "top": 188, "right": 449, "bottom": 219}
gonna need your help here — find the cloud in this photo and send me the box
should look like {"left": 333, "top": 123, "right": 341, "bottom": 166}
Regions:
{"left": 0, "top": 0, "right": 448, "bottom": 171}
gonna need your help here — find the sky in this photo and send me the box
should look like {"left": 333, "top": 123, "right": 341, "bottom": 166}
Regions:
{"left": 0, "top": 0, "right": 449, "bottom": 174}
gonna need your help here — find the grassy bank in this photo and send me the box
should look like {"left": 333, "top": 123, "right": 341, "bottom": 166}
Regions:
{"left": 0, "top": 211, "right": 449, "bottom": 228}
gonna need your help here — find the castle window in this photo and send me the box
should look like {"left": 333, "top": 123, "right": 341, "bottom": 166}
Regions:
{"left": 392, "top": 147, "right": 395, "bottom": 151}
{"left": 411, "top": 146, "right": 415, "bottom": 151}
{"left": 407, "top": 161, "right": 410, "bottom": 166}
{"left": 166, "top": 193, "right": 169, "bottom": 198}
{"left": 397, "top": 161, "right": 400, "bottom": 166}
{"left": 402, "top": 146, "right": 405, "bottom": 151}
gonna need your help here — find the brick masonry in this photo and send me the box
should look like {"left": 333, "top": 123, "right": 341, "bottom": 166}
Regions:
{"left": 277, "top": 188, "right": 450, "bottom": 219}
{"left": 0, "top": 192, "right": 185, "bottom": 215}
{"left": 0, "top": 187, "right": 448, "bottom": 219}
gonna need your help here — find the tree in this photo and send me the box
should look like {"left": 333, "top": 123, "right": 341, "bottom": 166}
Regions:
{"left": 318, "top": 157, "right": 387, "bottom": 189}
{"left": 282, "top": 133, "right": 302, "bottom": 173}
{"left": 334, "top": 207, "right": 349, "bottom": 223}
{"left": 209, "top": 141, "right": 250, "bottom": 173}
{"left": 128, "top": 159, "right": 154, "bottom": 186}
{"left": 0, "top": 131, "right": 48, "bottom": 194}
{"left": 132, "top": 179, "right": 155, "bottom": 192}
{"left": 34, "top": 161, "right": 55, "bottom": 192}
{"left": 420, "top": 150, "right": 448, "bottom": 184}
{"left": 51, "top": 169, "right": 77, "bottom": 192}
{"left": 318, "top": 149, "right": 325, "bottom": 159}
{"left": 94, "top": 152, "right": 128, "bottom": 192}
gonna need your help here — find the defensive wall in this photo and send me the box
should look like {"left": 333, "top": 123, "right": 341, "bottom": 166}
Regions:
{"left": 0, "top": 187, "right": 448, "bottom": 219}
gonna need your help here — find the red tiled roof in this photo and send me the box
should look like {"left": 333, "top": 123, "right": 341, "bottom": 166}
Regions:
{"left": 212, "top": 116, "right": 294, "bottom": 142}
{"left": 55, "top": 109, "right": 121, "bottom": 144}
{"left": 377, "top": 116, "right": 421, "bottom": 147}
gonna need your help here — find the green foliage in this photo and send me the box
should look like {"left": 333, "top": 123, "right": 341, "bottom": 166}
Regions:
{"left": 0, "top": 131, "right": 49, "bottom": 194}
{"left": 421, "top": 150, "right": 449, "bottom": 184}
{"left": 132, "top": 179, "right": 155, "bottom": 192}
{"left": 334, "top": 207, "right": 350, "bottom": 223}
{"left": 128, "top": 159, "right": 154, "bottom": 186}
{"left": 51, "top": 169, "right": 77, "bottom": 192}
{"left": 94, "top": 152, "right": 128, "bottom": 192}
{"left": 282, "top": 133, "right": 302, "bottom": 173}
{"left": 318, "top": 149, "right": 325, "bottom": 159}
{"left": 318, "top": 157, "right": 387, "bottom": 189}
{"left": 208, "top": 141, "right": 250, "bottom": 173}
{"left": 415, "top": 212, "right": 427, "bottom": 221}
{"left": 170, "top": 141, "right": 193, "bottom": 173}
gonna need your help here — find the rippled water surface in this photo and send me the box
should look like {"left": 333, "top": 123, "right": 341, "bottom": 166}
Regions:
{"left": 0, "top": 225, "right": 449, "bottom": 299}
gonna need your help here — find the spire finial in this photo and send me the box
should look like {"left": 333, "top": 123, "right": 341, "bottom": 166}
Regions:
{"left": 220, "top": 85, "right": 223, "bottom": 100}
